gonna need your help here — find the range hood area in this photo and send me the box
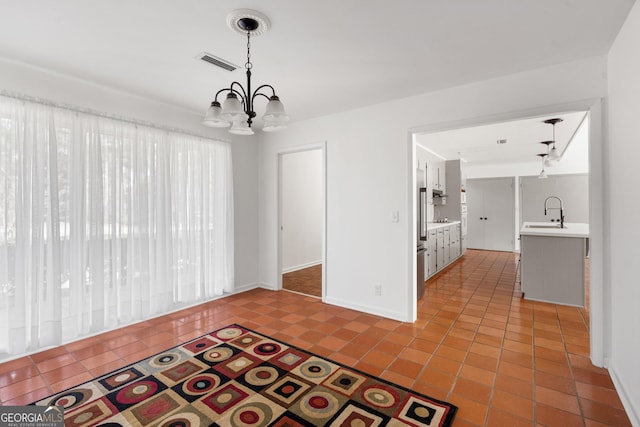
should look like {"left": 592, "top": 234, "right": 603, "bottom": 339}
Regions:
{"left": 432, "top": 189, "right": 448, "bottom": 199}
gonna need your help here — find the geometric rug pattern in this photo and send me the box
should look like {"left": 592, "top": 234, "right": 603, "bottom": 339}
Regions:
{"left": 33, "top": 324, "right": 457, "bottom": 426}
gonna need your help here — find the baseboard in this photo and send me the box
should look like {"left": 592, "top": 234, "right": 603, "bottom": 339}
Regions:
{"left": 0, "top": 281, "right": 264, "bottom": 364}
{"left": 608, "top": 361, "right": 640, "bottom": 426}
{"left": 281, "top": 260, "right": 322, "bottom": 274}
{"left": 257, "top": 282, "right": 277, "bottom": 291}
{"left": 323, "top": 296, "right": 410, "bottom": 322}
{"left": 233, "top": 282, "right": 262, "bottom": 293}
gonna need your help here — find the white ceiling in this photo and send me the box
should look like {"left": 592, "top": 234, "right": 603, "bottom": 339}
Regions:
{"left": 416, "top": 111, "right": 588, "bottom": 165}
{"left": 0, "top": 1, "right": 634, "bottom": 125}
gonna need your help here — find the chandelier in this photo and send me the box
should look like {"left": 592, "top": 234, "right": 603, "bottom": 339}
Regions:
{"left": 203, "top": 10, "right": 288, "bottom": 135}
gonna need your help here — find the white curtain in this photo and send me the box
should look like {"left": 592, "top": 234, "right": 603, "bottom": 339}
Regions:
{"left": 0, "top": 96, "right": 234, "bottom": 358}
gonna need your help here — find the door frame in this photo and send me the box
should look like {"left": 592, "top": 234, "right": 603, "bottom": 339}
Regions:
{"left": 276, "top": 142, "right": 327, "bottom": 300}
{"left": 408, "top": 98, "right": 606, "bottom": 366}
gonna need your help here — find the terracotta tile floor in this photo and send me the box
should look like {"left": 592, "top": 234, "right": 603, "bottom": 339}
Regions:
{"left": 0, "top": 250, "right": 631, "bottom": 426}
{"left": 282, "top": 264, "right": 322, "bottom": 297}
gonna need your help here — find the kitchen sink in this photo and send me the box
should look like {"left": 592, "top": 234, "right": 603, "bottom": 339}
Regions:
{"left": 526, "top": 224, "right": 565, "bottom": 229}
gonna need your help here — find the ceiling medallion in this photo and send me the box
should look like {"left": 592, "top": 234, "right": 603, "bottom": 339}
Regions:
{"left": 203, "top": 9, "right": 287, "bottom": 135}
{"left": 226, "top": 9, "right": 271, "bottom": 36}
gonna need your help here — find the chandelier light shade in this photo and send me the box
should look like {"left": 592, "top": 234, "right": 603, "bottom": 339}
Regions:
{"left": 229, "top": 120, "right": 254, "bottom": 136}
{"left": 220, "top": 93, "right": 246, "bottom": 121}
{"left": 203, "top": 101, "right": 230, "bottom": 128}
{"left": 202, "top": 9, "right": 289, "bottom": 135}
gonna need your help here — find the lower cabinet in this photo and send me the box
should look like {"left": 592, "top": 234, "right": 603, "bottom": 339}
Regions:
{"left": 427, "top": 230, "right": 437, "bottom": 276}
{"left": 443, "top": 226, "right": 451, "bottom": 265}
{"left": 436, "top": 229, "right": 444, "bottom": 268}
{"left": 451, "top": 224, "right": 461, "bottom": 259}
{"left": 427, "top": 223, "right": 463, "bottom": 279}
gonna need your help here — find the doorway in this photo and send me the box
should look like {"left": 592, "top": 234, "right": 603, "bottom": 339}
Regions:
{"left": 409, "top": 99, "right": 605, "bottom": 366}
{"left": 278, "top": 147, "right": 325, "bottom": 298}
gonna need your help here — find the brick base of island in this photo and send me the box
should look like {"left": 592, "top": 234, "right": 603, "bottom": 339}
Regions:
{"left": 520, "top": 222, "right": 589, "bottom": 307}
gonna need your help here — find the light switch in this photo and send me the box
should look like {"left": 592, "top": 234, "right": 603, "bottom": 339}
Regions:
{"left": 391, "top": 211, "right": 399, "bottom": 223}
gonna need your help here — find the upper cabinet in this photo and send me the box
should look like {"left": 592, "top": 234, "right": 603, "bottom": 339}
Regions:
{"left": 433, "top": 161, "right": 446, "bottom": 193}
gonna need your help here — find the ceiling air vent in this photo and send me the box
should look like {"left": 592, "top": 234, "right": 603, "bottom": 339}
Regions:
{"left": 197, "top": 52, "right": 238, "bottom": 72}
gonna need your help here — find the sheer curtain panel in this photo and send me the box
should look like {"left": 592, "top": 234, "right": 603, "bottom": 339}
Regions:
{"left": 0, "top": 96, "right": 234, "bottom": 359}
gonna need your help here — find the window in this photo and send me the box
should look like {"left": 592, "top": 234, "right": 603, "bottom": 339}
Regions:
{"left": 0, "top": 96, "right": 234, "bottom": 358}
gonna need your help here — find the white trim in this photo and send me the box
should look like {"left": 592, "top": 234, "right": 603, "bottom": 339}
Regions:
{"left": 609, "top": 362, "right": 640, "bottom": 427}
{"left": 276, "top": 142, "right": 327, "bottom": 301}
{"left": 258, "top": 282, "right": 278, "bottom": 291}
{"left": 0, "top": 281, "right": 262, "bottom": 364}
{"left": 408, "top": 98, "right": 606, "bottom": 367}
{"left": 282, "top": 260, "right": 322, "bottom": 274}
{"left": 324, "top": 296, "right": 410, "bottom": 322}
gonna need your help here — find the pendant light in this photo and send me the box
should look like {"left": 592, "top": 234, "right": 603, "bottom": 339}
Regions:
{"left": 544, "top": 118, "right": 563, "bottom": 162}
{"left": 203, "top": 9, "right": 289, "bottom": 134}
{"left": 537, "top": 153, "right": 548, "bottom": 179}
{"left": 540, "top": 140, "right": 553, "bottom": 167}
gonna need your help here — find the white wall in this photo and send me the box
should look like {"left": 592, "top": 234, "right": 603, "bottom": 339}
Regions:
{"left": 520, "top": 174, "right": 590, "bottom": 224}
{"left": 259, "top": 55, "right": 608, "bottom": 321}
{"left": 0, "top": 57, "right": 260, "bottom": 290}
{"left": 281, "top": 149, "right": 323, "bottom": 272}
{"left": 606, "top": 1, "right": 640, "bottom": 424}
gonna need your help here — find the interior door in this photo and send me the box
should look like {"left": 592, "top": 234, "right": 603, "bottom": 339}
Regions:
{"left": 482, "top": 178, "right": 515, "bottom": 251}
{"left": 466, "top": 178, "right": 515, "bottom": 251}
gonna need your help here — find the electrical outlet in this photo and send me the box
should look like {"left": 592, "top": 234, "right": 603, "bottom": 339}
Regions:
{"left": 374, "top": 284, "right": 382, "bottom": 296}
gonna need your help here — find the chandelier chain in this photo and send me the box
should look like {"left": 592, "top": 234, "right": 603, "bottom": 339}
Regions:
{"left": 245, "top": 33, "right": 252, "bottom": 70}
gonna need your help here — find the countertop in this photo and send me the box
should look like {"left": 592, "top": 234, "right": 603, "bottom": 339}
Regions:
{"left": 427, "top": 221, "right": 461, "bottom": 231}
{"left": 520, "top": 222, "right": 589, "bottom": 238}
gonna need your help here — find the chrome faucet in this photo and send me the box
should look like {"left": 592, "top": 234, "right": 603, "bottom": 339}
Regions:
{"left": 544, "top": 196, "right": 564, "bottom": 228}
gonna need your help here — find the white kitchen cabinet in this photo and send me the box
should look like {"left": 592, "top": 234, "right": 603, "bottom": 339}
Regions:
{"left": 450, "top": 224, "right": 461, "bottom": 259}
{"left": 425, "top": 221, "right": 464, "bottom": 280}
{"left": 432, "top": 161, "right": 446, "bottom": 193}
{"left": 426, "top": 163, "right": 434, "bottom": 205}
{"left": 443, "top": 226, "right": 451, "bottom": 265}
{"left": 436, "top": 228, "right": 444, "bottom": 268}
{"left": 427, "top": 229, "right": 437, "bottom": 276}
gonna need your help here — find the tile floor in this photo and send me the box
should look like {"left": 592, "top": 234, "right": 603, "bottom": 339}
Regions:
{"left": 0, "top": 250, "right": 631, "bottom": 426}
{"left": 282, "top": 264, "right": 322, "bottom": 297}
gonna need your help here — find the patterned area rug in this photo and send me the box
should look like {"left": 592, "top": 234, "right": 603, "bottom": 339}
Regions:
{"left": 34, "top": 324, "right": 457, "bottom": 426}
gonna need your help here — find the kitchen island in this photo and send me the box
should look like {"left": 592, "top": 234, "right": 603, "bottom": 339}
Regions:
{"left": 519, "top": 222, "right": 589, "bottom": 307}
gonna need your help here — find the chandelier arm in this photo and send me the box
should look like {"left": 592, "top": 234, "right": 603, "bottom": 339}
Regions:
{"left": 253, "top": 84, "right": 277, "bottom": 96}
{"left": 229, "top": 82, "right": 248, "bottom": 104}
{"left": 213, "top": 86, "right": 247, "bottom": 108}
{"left": 251, "top": 85, "right": 276, "bottom": 105}
{"left": 213, "top": 87, "right": 234, "bottom": 102}
{"left": 252, "top": 92, "right": 271, "bottom": 103}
